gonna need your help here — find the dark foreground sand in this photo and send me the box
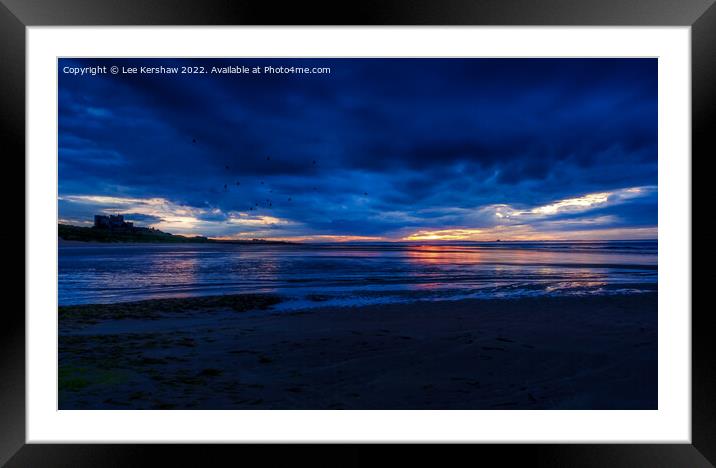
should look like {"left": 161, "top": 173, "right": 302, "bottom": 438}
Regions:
{"left": 59, "top": 293, "right": 657, "bottom": 409}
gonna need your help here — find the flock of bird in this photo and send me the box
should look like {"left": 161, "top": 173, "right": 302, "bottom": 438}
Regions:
{"left": 193, "top": 137, "right": 366, "bottom": 213}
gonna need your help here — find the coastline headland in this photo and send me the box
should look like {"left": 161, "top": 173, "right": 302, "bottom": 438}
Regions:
{"left": 58, "top": 221, "right": 292, "bottom": 245}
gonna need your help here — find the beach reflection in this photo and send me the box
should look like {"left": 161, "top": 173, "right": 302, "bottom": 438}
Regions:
{"left": 404, "top": 244, "right": 484, "bottom": 264}
{"left": 58, "top": 240, "right": 657, "bottom": 306}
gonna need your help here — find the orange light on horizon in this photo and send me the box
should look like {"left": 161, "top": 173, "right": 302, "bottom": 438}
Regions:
{"left": 403, "top": 229, "right": 485, "bottom": 241}
{"left": 213, "top": 234, "right": 386, "bottom": 243}
{"left": 401, "top": 226, "right": 657, "bottom": 242}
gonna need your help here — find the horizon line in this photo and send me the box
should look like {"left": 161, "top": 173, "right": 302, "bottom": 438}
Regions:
{"left": 58, "top": 221, "right": 657, "bottom": 244}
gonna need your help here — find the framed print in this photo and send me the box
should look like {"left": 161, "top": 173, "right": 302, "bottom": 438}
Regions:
{"left": 4, "top": 0, "right": 711, "bottom": 465}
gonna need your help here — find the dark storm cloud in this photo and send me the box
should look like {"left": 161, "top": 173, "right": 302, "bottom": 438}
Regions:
{"left": 58, "top": 58, "right": 657, "bottom": 239}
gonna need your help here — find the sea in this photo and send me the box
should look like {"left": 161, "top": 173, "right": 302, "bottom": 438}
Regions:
{"left": 58, "top": 240, "right": 657, "bottom": 308}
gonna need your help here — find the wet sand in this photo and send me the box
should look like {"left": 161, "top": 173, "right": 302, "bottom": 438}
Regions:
{"left": 59, "top": 293, "right": 657, "bottom": 409}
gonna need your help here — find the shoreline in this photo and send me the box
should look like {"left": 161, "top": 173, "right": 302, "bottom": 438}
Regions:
{"left": 59, "top": 292, "right": 657, "bottom": 410}
{"left": 59, "top": 293, "right": 282, "bottom": 324}
{"left": 58, "top": 237, "right": 295, "bottom": 246}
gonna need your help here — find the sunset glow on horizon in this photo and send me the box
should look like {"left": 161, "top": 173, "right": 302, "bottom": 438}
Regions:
{"left": 58, "top": 185, "right": 657, "bottom": 242}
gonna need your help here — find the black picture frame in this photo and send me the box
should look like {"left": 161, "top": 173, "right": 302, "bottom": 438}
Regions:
{"left": 3, "top": 0, "right": 710, "bottom": 465}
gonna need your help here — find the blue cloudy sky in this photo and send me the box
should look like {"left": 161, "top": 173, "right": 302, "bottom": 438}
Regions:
{"left": 58, "top": 58, "right": 657, "bottom": 241}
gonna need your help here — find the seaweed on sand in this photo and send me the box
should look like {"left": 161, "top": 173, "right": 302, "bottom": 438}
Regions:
{"left": 59, "top": 293, "right": 282, "bottom": 323}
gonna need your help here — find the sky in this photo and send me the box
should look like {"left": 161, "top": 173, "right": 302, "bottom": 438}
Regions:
{"left": 58, "top": 58, "right": 657, "bottom": 241}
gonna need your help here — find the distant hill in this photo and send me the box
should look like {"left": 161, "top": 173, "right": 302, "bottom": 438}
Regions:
{"left": 58, "top": 223, "right": 211, "bottom": 243}
{"left": 58, "top": 224, "right": 291, "bottom": 245}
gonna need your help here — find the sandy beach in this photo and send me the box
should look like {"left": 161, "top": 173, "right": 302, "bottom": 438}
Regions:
{"left": 59, "top": 293, "right": 657, "bottom": 410}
